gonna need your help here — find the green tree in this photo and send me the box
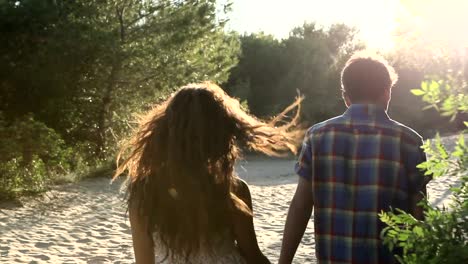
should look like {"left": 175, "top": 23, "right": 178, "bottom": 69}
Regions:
{"left": 224, "top": 23, "right": 362, "bottom": 123}
{"left": 280, "top": 23, "right": 362, "bottom": 122}
{"left": 0, "top": 0, "right": 240, "bottom": 197}
{"left": 0, "top": 0, "right": 239, "bottom": 157}
{"left": 58, "top": 0, "right": 240, "bottom": 157}
{"left": 224, "top": 33, "right": 285, "bottom": 115}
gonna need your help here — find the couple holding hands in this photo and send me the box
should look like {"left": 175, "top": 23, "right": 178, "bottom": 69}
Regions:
{"left": 115, "top": 52, "right": 429, "bottom": 264}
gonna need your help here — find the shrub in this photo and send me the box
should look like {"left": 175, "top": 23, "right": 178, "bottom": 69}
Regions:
{"left": 379, "top": 74, "right": 468, "bottom": 263}
{"left": 0, "top": 113, "right": 74, "bottom": 199}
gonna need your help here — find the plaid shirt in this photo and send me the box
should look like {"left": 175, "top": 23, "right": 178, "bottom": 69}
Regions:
{"left": 296, "top": 104, "right": 429, "bottom": 264}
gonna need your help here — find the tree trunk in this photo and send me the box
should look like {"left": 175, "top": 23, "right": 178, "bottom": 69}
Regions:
{"left": 95, "top": 61, "right": 121, "bottom": 158}
{"left": 95, "top": 4, "right": 126, "bottom": 158}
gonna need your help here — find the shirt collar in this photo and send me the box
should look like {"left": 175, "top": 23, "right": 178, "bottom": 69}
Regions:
{"left": 343, "top": 104, "right": 389, "bottom": 121}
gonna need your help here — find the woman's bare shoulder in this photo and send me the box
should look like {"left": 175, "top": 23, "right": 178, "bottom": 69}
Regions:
{"left": 232, "top": 177, "right": 252, "bottom": 209}
{"left": 234, "top": 177, "right": 250, "bottom": 194}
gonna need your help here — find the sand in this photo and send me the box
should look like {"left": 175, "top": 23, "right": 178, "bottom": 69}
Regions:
{"left": 0, "top": 135, "right": 463, "bottom": 263}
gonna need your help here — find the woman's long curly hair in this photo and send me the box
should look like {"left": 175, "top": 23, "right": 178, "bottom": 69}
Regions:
{"left": 114, "top": 82, "right": 303, "bottom": 260}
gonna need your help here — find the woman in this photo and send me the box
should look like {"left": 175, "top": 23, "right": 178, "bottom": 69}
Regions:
{"left": 114, "top": 82, "right": 302, "bottom": 263}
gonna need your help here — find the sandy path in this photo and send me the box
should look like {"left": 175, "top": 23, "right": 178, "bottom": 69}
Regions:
{"left": 0, "top": 136, "right": 462, "bottom": 263}
{"left": 0, "top": 179, "right": 133, "bottom": 263}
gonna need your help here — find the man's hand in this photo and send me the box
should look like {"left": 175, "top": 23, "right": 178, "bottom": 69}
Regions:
{"left": 410, "top": 187, "right": 427, "bottom": 220}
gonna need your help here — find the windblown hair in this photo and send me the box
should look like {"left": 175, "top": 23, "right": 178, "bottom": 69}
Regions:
{"left": 341, "top": 51, "right": 398, "bottom": 102}
{"left": 114, "top": 82, "right": 302, "bottom": 260}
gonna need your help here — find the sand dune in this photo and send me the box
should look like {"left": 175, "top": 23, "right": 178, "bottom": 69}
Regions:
{"left": 0, "top": 136, "right": 462, "bottom": 263}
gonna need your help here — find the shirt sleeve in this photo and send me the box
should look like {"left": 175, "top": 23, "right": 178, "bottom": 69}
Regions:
{"left": 407, "top": 138, "right": 432, "bottom": 195}
{"left": 295, "top": 130, "right": 313, "bottom": 181}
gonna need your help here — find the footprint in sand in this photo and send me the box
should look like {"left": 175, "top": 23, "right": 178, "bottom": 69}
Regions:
{"left": 34, "top": 242, "right": 53, "bottom": 249}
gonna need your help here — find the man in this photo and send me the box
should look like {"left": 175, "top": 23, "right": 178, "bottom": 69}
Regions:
{"left": 279, "top": 52, "right": 430, "bottom": 264}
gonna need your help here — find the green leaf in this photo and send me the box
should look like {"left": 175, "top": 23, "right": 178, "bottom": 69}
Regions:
{"left": 421, "top": 81, "right": 429, "bottom": 91}
{"left": 411, "top": 89, "right": 425, "bottom": 96}
{"left": 398, "top": 233, "right": 409, "bottom": 241}
{"left": 429, "top": 80, "right": 440, "bottom": 91}
{"left": 413, "top": 226, "right": 424, "bottom": 237}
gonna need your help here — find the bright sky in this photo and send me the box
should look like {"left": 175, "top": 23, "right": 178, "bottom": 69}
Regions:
{"left": 222, "top": 0, "right": 468, "bottom": 52}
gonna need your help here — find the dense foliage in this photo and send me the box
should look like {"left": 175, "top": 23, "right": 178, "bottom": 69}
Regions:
{"left": 380, "top": 70, "right": 468, "bottom": 263}
{"left": 224, "top": 23, "right": 363, "bottom": 123}
{"left": 0, "top": 0, "right": 239, "bottom": 198}
{"left": 224, "top": 25, "right": 466, "bottom": 135}
{"left": 0, "top": 114, "right": 87, "bottom": 199}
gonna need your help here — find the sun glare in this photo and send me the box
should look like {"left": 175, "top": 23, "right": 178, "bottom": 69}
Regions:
{"left": 226, "top": 0, "right": 401, "bottom": 51}
{"left": 226, "top": 0, "right": 468, "bottom": 52}
{"left": 397, "top": 0, "right": 468, "bottom": 51}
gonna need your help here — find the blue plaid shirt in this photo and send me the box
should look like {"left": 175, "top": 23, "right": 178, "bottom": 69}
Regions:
{"left": 296, "top": 104, "right": 429, "bottom": 264}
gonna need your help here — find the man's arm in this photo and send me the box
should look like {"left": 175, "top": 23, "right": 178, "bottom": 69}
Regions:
{"left": 279, "top": 177, "right": 313, "bottom": 264}
{"left": 409, "top": 187, "right": 426, "bottom": 220}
